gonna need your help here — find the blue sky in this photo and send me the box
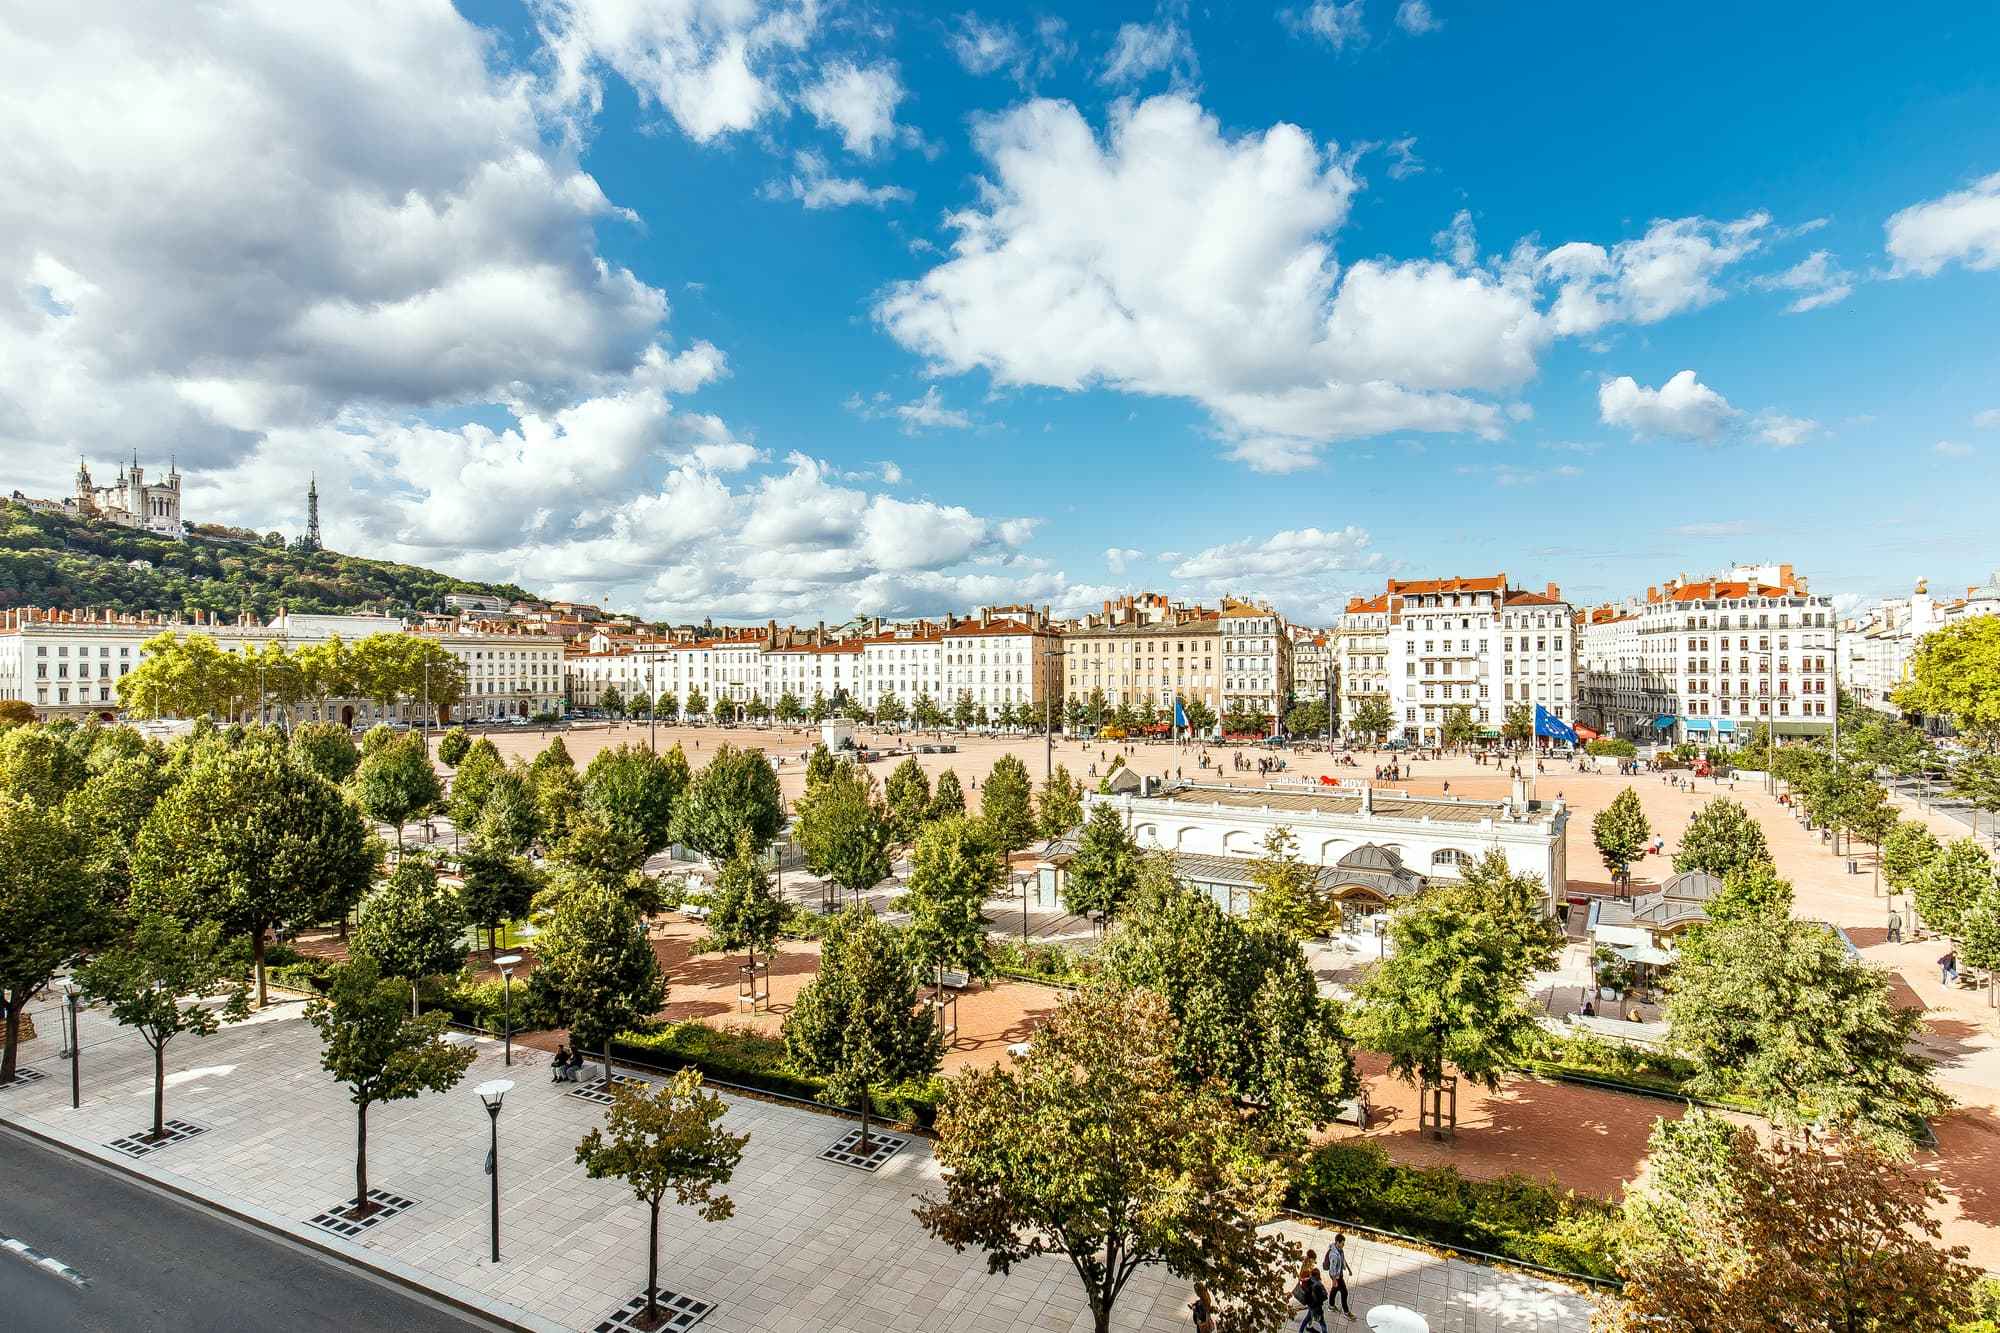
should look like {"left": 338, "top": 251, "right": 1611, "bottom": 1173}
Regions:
{"left": 4, "top": 1, "right": 1997, "bottom": 623}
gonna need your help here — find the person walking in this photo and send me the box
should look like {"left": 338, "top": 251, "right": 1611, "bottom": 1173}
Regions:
{"left": 1941, "top": 950, "right": 1959, "bottom": 986}
{"left": 1323, "top": 1233, "right": 1354, "bottom": 1320}
{"left": 1293, "top": 1258, "right": 1329, "bottom": 1333}
{"left": 1188, "top": 1283, "right": 1216, "bottom": 1333}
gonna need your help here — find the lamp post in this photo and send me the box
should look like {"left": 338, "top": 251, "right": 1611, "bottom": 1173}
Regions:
{"left": 1041, "top": 645, "right": 1066, "bottom": 782}
{"left": 63, "top": 981, "right": 81, "bottom": 1110}
{"left": 476, "top": 1079, "right": 512, "bottom": 1263}
{"left": 495, "top": 955, "right": 523, "bottom": 1067}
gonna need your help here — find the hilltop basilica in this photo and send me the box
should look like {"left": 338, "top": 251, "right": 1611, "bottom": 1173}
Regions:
{"left": 66, "top": 455, "right": 184, "bottom": 537}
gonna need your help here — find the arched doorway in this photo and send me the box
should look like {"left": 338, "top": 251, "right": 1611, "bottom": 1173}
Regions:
{"left": 340, "top": 704, "right": 355, "bottom": 727}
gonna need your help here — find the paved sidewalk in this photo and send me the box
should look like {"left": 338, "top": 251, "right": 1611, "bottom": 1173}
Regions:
{"left": 0, "top": 1001, "right": 1595, "bottom": 1333}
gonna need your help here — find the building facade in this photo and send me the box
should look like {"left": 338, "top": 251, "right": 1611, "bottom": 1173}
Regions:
{"left": 67, "top": 456, "right": 184, "bottom": 537}
{"left": 1339, "top": 594, "right": 1392, "bottom": 736}
{"left": 1062, "top": 595, "right": 1221, "bottom": 719}
{"left": 1220, "top": 598, "right": 1291, "bottom": 722}
{"left": 1363, "top": 575, "right": 1576, "bottom": 745}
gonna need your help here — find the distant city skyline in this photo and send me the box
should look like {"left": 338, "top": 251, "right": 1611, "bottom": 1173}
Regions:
{"left": 3, "top": 2, "right": 1996, "bottom": 623}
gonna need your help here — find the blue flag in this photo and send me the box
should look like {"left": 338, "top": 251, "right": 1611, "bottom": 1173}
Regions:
{"left": 1533, "top": 704, "right": 1579, "bottom": 745}
{"left": 1174, "top": 696, "right": 1188, "bottom": 730}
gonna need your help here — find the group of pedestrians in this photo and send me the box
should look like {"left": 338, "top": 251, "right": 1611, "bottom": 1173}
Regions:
{"left": 1187, "top": 1234, "right": 1354, "bottom": 1332}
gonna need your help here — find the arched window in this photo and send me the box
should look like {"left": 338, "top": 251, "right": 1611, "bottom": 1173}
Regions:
{"left": 1431, "top": 848, "right": 1473, "bottom": 869}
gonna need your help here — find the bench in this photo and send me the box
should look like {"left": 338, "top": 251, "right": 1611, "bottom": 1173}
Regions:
{"left": 1332, "top": 1088, "right": 1370, "bottom": 1128}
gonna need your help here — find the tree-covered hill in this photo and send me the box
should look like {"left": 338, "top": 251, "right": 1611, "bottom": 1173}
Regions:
{"left": 0, "top": 500, "right": 536, "bottom": 619}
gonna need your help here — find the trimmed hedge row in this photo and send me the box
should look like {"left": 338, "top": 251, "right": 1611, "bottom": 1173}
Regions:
{"left": 983, "top": 937, "right": 1098, "bottom": 986}
{"left": 611, "top": 1020, "right": 943, "bottom": 1130}
{"left": 262, "top": 958, "right": 512, "bottom": 1033}
{"left": 1291, "top": 1139, "right": 1621, "bottom": 1280}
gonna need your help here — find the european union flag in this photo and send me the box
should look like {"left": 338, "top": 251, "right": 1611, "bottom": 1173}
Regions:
{"left": 1533, "top": 704, "right": 1578, "bottom": 745}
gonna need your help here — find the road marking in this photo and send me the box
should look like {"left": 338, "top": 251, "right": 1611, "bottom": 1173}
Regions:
{"left": 0, "top": 1235, "right": 93, "bottom": 1290}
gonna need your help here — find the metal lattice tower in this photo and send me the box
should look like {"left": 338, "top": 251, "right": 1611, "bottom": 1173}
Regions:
{"left": 306, "top": 473, "right": 321, "bottom": 550}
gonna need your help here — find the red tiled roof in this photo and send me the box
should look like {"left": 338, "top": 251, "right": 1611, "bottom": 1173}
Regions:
{"left": 1385, "top": 575, "right": 1506, "bottom": 596}
{"left": 942, "top": 618, "right": 1049, "bottom": 638}
{"left": 1503, "top": 590, "right": 1564, "bottom": 607}
{"left": 1344, "top": 594, "right": 1390, "bottom": 614}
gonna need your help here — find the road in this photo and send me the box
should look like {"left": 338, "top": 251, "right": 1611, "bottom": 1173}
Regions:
{"left": 0, "top": 1128, "right": 492, "bottom": 1333}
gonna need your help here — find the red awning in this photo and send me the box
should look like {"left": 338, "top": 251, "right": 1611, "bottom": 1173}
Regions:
{"left": 1573, "top": 725, "right": 1601, "bottom": 740}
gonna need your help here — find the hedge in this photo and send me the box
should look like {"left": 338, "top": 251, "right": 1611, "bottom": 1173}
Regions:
{"left": 1290, "top": 1139, "right": 1621, "bottom": 1280}
{"left": 1584, "top": 738, "right": 1637, "bottom": 758}
{"left": 262, "top": 958, "right": 514, "bottom": 1034}
{"left": 612, "top": 1020, "right": 942, "bottom": 1130}
{"left": 984, "top": 937, "right": 1099, "bottom": 986}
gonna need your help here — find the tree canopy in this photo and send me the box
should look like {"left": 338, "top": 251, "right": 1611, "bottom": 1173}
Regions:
{"left": 1671, "top": 798, "right": 1773, "bottom": 880}
{"left": 670, "top": 743, "right": 784, "bottom": 860}
{"left": 1591, "top": 787, "right": 1651, "bottom": 879}
{"left": 1062, "top": 802, "right": 1140, "bottom": 923}
{"left": 1894, "top": 615, "right": 2000, "bottom": 748}
{"left": 899, "top": 815, "right": 1003, "bottom": 985}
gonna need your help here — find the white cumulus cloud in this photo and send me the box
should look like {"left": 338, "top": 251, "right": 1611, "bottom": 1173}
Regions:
{"left": 1752, "top": 250, "right": 1854, "bottom": 313}
{"left": 1885, "top": 172, "right": 2000, "bottom": 277}
{"left": 1598, "top": 371, "right": 1740, "bottom": 441}
{"left": 1104, "top": 547, "right": 1143, "bottom": 574}
{"left": 1283, "top": 1, "right": 1366, "bottom": 50}
{"left": 1170, "top": 525, "right": 1381, "bottom": 622}
{"left": 1395, "top": 2, "right": 1441, "bottom": 34}
{"left": 800, "top": 60, "right": 909, "bottom": 158}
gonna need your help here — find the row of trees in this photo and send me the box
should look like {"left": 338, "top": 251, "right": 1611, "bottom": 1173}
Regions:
{"left": 591, "top": 685, "right": 1065, "bottom": 733}
{"left": 116, "top": 629, "right": 467, "bottom": 724}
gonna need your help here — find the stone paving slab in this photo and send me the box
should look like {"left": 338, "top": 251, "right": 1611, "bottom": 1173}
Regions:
{"left": 2, "top": 999, "right": 1597, "bottom": 1333}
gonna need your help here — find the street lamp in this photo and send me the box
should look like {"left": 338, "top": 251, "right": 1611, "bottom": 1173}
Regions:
{"left": 476, "top": 1079, "right": 512, "bottom": 1264}
{"left": 62, "top": 981, "right": 81, "bottom": 1110}
{"left": 1041, "top": 645, "right": 1066, "bottom": 781}
{"left": 495, "top": 955, "right": 523, "bottom": 1067}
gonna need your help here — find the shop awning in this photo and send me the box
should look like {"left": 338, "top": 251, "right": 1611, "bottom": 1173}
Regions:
{"left": 1651, "top": 715, "right": 1677, "bottom": 730}
{"left": 1715, "top": 719, "right": 1736, "bottom": 733}
{"left": 1574, "top": 725, "right": 1601, "bottom": 741}
{"left": 1686, "top": 720, "right": 1712, "bottom": 732}
{"left": 1613, "top": 942, "right": 1677, "bottom": 967}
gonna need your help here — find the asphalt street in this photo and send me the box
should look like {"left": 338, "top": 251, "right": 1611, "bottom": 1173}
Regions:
{"left": 0, "top": 1128, "right": 491, "bottom": 1333}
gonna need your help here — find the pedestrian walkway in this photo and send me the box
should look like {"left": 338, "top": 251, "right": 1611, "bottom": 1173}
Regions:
{"left": 0, "top": 1003, "right": 1595, "bottom": 1333}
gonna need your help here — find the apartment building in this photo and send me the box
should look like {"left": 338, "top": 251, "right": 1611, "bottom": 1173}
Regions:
{"left": 941, "top": 610, "right": 1064, "bottom": 719}
{"left": 1841, "top": 572, "right": 2000, "bottom": 726}
{"left": 1576, "top": 563, "right": 1836, "bottom": 744}
{"left": 1063, "top": 594, "right": 1221, "bottom": 718}
{"left": 1289, "top": 626, "right": 1335, "bottom": 719}
{"left": 1575, "top": 606, "right": 1672, "bottom": 740}
{"left": 1373, "top": 575, "right": 1576, "bottom": 745}
{"left": 1339, "top": 594, "right": 1391, "bottom": 734}
{"left": 1220, "top": 597, "right": 1291, "bottom": 722}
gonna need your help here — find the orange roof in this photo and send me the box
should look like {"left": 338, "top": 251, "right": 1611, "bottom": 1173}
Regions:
{"left": 1385, "top": 575, "right": 1506, "bottom": 596}
{"left": 1503, "top": 590, "right": 1564, "bottom": 607}
{"left": 943, "top": 618, "right": 1049, "bottom": 638}
{"left": 1344, "top": 594, "right": 1389, "bottom": 614}
{"left": 1667, "top": 581, "right": 1789, "bottom": 603}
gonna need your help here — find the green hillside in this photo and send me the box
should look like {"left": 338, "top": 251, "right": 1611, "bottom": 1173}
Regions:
{"left": 0, "top": 499, "right": 536, "bottom": 619}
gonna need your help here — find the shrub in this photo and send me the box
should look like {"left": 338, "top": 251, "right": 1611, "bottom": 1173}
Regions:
{"left": 1290, "top": 1139, "right": 1619, "bottom": 1280}
{"left": 1585, "top": 738, "right": 1637, "bottom": 758}
{"left": 613, "top": 1020, "right": 941, "bottom": 1129}
{"left": 262, "top": 942, "right": 307, "bottom": 968}
{"left": 984, "top": 936, "right": 1098, "bottom": 985}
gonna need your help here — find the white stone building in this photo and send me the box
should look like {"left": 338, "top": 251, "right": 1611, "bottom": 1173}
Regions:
{"left": 1369, "top": 575, "right": 1576, "bottom": 745}
{"left": 1841, "top": 572, "right": 2000, "bottom": 727}
{"left": 1339, "top": 593, "right": 1391, "bottom": 735}
{"left": 941, "top": 610, "right": 1063, "bottom": 721}
{"left": 1220, "top": 597, "right": 1291, "bottom": 723}
{"left": 64, "top": 456, "right": 184, "bottom": 537}
{"left": 1071, "top": 778, "right": 1570, "bottom": 918}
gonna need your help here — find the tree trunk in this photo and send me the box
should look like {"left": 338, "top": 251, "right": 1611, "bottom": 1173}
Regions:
{"left": 411, "top": 980, "right": 420, "bottom": 1018}
{"left": 645, "top": 1201, "right": 661, "bottom": 1320}
{"left": 1, "top": 998, "right": 20, "bottom": 1083}
{"left": 354, "top": 1101, "right": 370, "bottom": 1215}
{"left": 858, "top": 1084, "right": 871, "bottom": 1153}
{"left": 603, "top": 1035, "right": 613, "bottom": 1089}
{"left": 253, "top": 930, "right": 268, "bottom": 1009}
{"left": 152, "top": 1041, "right": 166, "bottom": 1140}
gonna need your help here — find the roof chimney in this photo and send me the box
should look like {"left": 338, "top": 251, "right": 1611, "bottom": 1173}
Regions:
{"left": 1545, "top": 582, "right": 1559, "bottom": 601}
{"left": 980, "top": 607, "right": 991, "bottom": 628}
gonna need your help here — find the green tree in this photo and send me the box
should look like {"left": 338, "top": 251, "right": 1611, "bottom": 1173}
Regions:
{"left": 1894, "top": 615, "right": 2000, "bottom": 748}
{"left": 654, "top": 690, "right": 679, "bottom": 722}
{"left": 291, "top": 721, "right": 360, "bottom": 784}
{"left": 1671, "top": 798, "right": 1773, "bottom": 880}
{"left": 1103, "top": 860, "right": 1354, "bottom": 1140}
{"left": 803, "top": 743, "right": 838, "bottom": 794}
{"left": 745, "top": 694, "right": 771, "bottom": 723}
{"left": 1501, "top": 705, "right": 1533, "bottom": 746}
{"left": 459, "top": 842, "right": 541, "bottom": 956}
{"left": 671, "top": 743, "right": 784, "bottom": 860}
{"left": 910, "top": 692, "right": 944, "bottom": 731}
{"left": 583, "top": 742, "right": 690, "bottom": 864}
{"left": 352, "top": 731, "right": 442, "bottom": 850}
{"left": 1951, "top": 751, "right": 2000, "bottom": 841}
{"left": 305, "top": 956, "right": 476, "bottom": 1218}
{"left": 1705, "top": 860, "right": 1795, "bottom": 926}
{"left": 1246, "top": 825, "right": 1338, "bottom": 942}
{"left": 1591, "top": 786, "right": 1651, "bottom": 884}
{"left": 952, "top": 690, "right": 976, "bottom": 730}
{"left": 0, "top": 797, "right": 101, "bottom": 1082}
{"left": 1959, "top": 880, "right": 2000, "bottom": 984}
{"left": 436, "top": 726, "right": 470, "bottom": 767}
{"left": 599, "top": 685, "right": 625, "bottom": 718}
{"left": 1036, "top": 764, "right": 1085, "bottom": 841}
{"left": 929, "top": 768, "right": 966, "bottom": 822}
{"left": 808, "top": 691, "right": 830, "bottom": 723}
{"left": 351, "top": 855, "right": 469, "bottom": 1013}
{"left": 532, "top": 761, "right": 583, "bottom": 850}
{"left": 1353, "top": 850, "right": 1560, "bottom": 1097}
{"left": 64, "top": 747, "right": 174, "bottom": 908}
{"left": 979, "top": 753, "right": 1036, "bottom": 852}
{"left": 1607, "top": 1116, "right": 1978, "bottom": 1333}
{"left": 1666, "top": 912, "right": 1947, "bottom": 1146}
{"left": 1882, "top": 820, "right": 1941, "bottom": 897}
{"left": 132, "top": 744, "right": 376, "bottom": 1006}
{"left": 526, "top": 880, "right": 666, "bottom": 1083}
{"left": 682, "top": 686, "right": 707, "bottom": 721}
{"left": 473, "top": 767, "right": 540, "bottom": 855}
{"left": 884, "top": 756, "right": 932, "bottom": 844}
{"left": 1440, "top": 705, "right": 1480, "bottom": 749}
{"left": 0, "top": 722, "right": 92, "bottom": 806}
{"left": 576, "top": 1072, "right": 748, "bottom": 1329}
{"left": 1283, "top": 698, "right": 1330, "bottom": 739}
{"left": 915, "top": 986, "right": 1298, "bottom": 1333}
{"left": 783, "top": 904, "right": 941, "bottom": 1149}
{"left": 874, "top": 691, "right": 907, "bottom": 727}
{"left": 706, "top": 830, "right": 786, "bottom": 1002}
{"left": 793, "top": 762, "right": 894, "bottom": 907}
{"left": 1181, "top": 697, "right": 1217, "bottom": 734}
{"left": 549, "top": 805, "right": 649, "bottom": 884}
{"left": 115, "top": 631, "right": 248, "bottom": 719}
{"left": 899, "top": 815, "right": 1002, "bottom": 987}
{"left": 1063, "top": 802, "right": 1140, "bottom": 923}
{"left": 774, "top": 691, "right": 803, "bottom": 724}
{"left": 78, "top": 914, "right": 249, "bottom": 1141}
{"left": 1916, "top": 838, "right": 1995, "bottom": 939}
{"left": 1349, "top": 697, "right": 1393, "bottom": 742}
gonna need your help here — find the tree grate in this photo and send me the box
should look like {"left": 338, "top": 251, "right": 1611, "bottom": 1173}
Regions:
{"left": 307, "top": 1189, "right": 419, "bottom": 1237}
{"left": 818, "top": 1127, "right": 907, "bottom": 1172}
{"left": 107, "top": 1119, "right": 208, "bottom": 1158}
{"left": 0, "top": 1068, "right": 48, "bottom": 1090}
{"left": 591, "top": 1290, "right": 713, "bottom": 1333}
{"left": 567, "top": 1073, "right": 648, "bottom": 1106}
